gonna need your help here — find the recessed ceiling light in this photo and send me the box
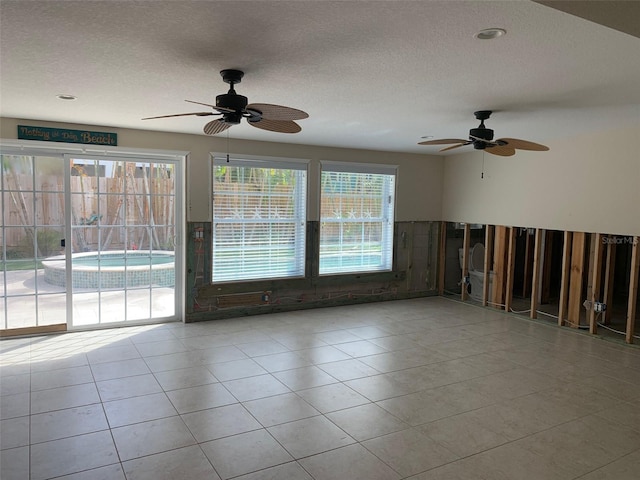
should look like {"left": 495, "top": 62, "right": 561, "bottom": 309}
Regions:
{"left": 56, "top": 94, "right": 77, "bottom": 100}
{"left": 475, "top": 28, "right": 506, "bottom": 40}
{"left": 421, "top": 135, "right": 434, "bottom": 139}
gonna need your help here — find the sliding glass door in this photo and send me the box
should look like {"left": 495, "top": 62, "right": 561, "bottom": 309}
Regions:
{"left": 1, "top": 143, "right": 184, "bottom": 333}
{"left": 68, "top": 157, "right": 179, "bottom": 327}
{"left": 1, "top": 154, "right": 68, "bottom": 332}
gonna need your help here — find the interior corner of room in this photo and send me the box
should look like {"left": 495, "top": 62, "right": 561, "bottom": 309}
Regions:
{"left": 1, "top": 113, "right": 638, "bottom": 344}
{"left": 1, "top": 0, "right": 639, "bottom": 345}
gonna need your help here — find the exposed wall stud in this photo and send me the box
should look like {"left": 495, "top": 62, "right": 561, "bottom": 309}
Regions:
{"left": 626, "top": 237, "right": 639, "bottom": 344}
{"left": 492, "top": 226, "right": 508, "bottom": 309}
{"left": 558, "top": 231, "right": 572, "bottom": 327}
{"left": 438, "top": 221, "right": 446, "bottom": 296}
{"left": 541, "top": 231, "right": 554, "bottom": 304}
{"left": 588, "top": 233, "right": 604, "bottom": 334}
{"left": 602, "top": 237, "right": 616, "bottom": 325}
{"left": 568, "top": 232, "right": 586, "bottom": 328}
{"left": 585, "top": 233, "right": 597, "bottom": 313}
{"left": 483, "top": 225, "right": 494, "bottom": 306}
{"left": 461, "top": 223, "right": 471, "bottom": 301}
{"left": 522, "top": 230, "right": 533, "bottom": 297}
{"left": 505, "top": 227, "right": 517, "bottom": 312}
{"left": 530, "top": 228, "right": 543, "bottom": 319}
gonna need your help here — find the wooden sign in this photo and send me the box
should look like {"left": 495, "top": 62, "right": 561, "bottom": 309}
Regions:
{"left": 17, "top": 125, "right": 117, "bottom": 146}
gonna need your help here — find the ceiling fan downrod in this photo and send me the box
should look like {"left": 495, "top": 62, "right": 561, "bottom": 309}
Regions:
{"left": 217, "top": 70, "right": 247, "bottom": 124}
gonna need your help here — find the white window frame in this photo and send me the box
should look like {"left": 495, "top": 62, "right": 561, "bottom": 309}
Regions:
{"left": 211, "top": 154, "right": 308, "bottom": 283}
{"left": 319, "top": 161, "right": 397, "bottom": 275}
{"left": 0, "top": 138, "right": 186, "bottom": 329}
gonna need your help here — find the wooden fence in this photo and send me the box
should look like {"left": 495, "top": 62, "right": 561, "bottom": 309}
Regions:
{"left": 2, "top": 174, "right": 175, "bottom": 254}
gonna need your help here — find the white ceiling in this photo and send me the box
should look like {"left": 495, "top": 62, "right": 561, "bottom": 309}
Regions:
{"left": 1, "top": 0, "right": 639, "bottom": 155}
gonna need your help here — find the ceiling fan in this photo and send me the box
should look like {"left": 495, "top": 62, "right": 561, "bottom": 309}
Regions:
{"left": 418, "top": 111, "right": 549, "bottom": 156}
{"left": 142, "top": 69, "right": 308, "bottom": 135}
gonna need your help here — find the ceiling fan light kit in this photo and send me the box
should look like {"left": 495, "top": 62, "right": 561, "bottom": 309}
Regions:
{"left": 142, "top": 69, "right": 308, "bottom": 136}
{"left": 418, "top": 110, "right": 549, "bottom": 156}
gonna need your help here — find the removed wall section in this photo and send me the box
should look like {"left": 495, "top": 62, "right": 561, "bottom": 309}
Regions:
{"left": 186, "top": 221, "right": 439, "bottom": 321}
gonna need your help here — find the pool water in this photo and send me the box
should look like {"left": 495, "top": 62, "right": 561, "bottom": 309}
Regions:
{"left": 73, "top": 253, "right": 174, "bottom": 267}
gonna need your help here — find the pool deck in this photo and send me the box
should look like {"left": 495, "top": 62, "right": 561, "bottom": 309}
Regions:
{"left": 2, "top": 269, "right": 176, "bottom": 330}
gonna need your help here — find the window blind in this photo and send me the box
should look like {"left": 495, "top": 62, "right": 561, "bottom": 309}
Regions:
{"left": 212, "top": 158, "right": 307, "bottom": 282}
{"left": 319, "top": 163, "right": 396, "bottom": 275}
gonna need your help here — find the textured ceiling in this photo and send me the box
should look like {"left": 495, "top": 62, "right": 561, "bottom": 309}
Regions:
{"left": 1, "top": 0, "right": 639, "bottom": 155}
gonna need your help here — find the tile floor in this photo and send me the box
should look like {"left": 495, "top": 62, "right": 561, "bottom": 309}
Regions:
{"left": 1, "top": 297, "right": 640, "bottom": 479}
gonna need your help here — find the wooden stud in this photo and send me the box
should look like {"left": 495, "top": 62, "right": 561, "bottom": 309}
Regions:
{"left": 438, "top": 221, "right": 446, "bottom": 296}
{"left": 461, "top": 223, "right": 471, "bottom": 301}
{"left": 626, "top": 237, "right": 639, "bottom": 344}
{"left": 558, "top": 231, "right": 572, "bottom": 327}
{"left": 567, "top": 232, "right": 586, "bottom": 328}
{"left": 602, "top": 237, "right": 616, "bottom": 325}
{"left": 588, "top": 233, "right": 604, "bottom": 334}
{"left": 541, "top": 230, "right": 554, "bottom": 305}
{"left": 505, "top": 227, "right": 517, "bottom": 313}
{"left": 492, "top": 226, "right": 508, "bottom": 309}
{"left": 585, "top": 233, "right": 597, "bottom": 312}
{"left": 522, "top": 229, "right": 533, "bottom": 297}
{"left": 530, "top": 228, "right": 543, "bottom": 319}
{"left": 483, "top": 225, "right": 494, "bottom": 306}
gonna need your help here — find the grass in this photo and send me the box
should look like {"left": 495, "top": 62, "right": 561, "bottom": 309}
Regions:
{"left": 3, "top": 259, "right": 44, "bottom": 271}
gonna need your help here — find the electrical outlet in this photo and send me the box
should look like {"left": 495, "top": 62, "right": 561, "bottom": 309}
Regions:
{"left": 594, "top": 301, "right": 607, "bottom": 313}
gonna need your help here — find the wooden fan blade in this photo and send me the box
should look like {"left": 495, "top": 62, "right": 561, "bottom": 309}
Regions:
{"left": 246, "top": 103, "right": 308, "bottom": 121}
{"left": 142, "top": 112, "right": 216, "bottom": 120}
{"left": 185, "top": 100, "right": 235, "bottom": 114}
{"left": 486, "top": 145, "right": 516, "bottom": 157}
{"left": 203, "top": 119, "right": 232, "bottom": 135}
{"left": 440, "top": 143, "right": 469, "bottom": 152}
{"left": 496, "top": 138, "right": 549, "bottom": 151}
{"left": 418, "top": 138, "right": 468, "bottom": 146}
{"left": 249, "top": 118, "right": 301, "bottom": 134}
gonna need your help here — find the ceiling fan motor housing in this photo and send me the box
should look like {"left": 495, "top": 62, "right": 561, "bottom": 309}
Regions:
{"left": 216, "top": 93, "right": 248, "bottom": 124}
{"left": 470, "top": 127, "right": 494, "bottom": 149}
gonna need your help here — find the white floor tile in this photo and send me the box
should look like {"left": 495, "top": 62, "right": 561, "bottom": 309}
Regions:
{"left": 111, "top": 416, "right": 196, "bottom": 461}
{"left": 201, "top": 429, "right": 292, "bottom": 479}
{"left": 3, "top": 297, "right": 640, "bottom": 480}
{"left": 30, "top": 430, "right": 118, "bottom": 480}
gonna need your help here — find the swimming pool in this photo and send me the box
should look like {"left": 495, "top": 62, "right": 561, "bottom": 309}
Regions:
{"left": 42, "top": 250, "right": 175, "bottom": 288}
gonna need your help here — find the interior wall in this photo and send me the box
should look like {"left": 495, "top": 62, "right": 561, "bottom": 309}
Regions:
{"left": 441, "top": 123, "right": 640, "bottom": 237}
{"left": 1, "top": 117, "right": 444, "bottom": 222}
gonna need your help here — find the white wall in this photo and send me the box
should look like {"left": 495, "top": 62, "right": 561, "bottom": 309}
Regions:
{"left": 6, "top": 116, "right": 637, "bottom": 237}
{"left": 1, "top": 117, "right": 444, "bottom": 223}
{"left": 441, "top": 123, "right": 640, "bottom": 236}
